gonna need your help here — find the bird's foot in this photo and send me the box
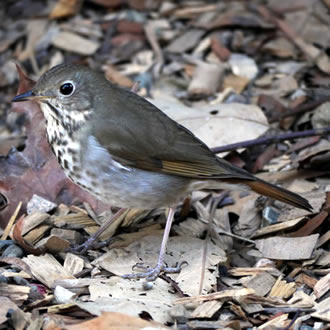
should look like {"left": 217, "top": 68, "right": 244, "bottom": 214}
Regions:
{"left": 122, "top": 261, "right": 188, "bottom": 282}
{"left": 68, "top": 236, "right": 119, "bottom": 255}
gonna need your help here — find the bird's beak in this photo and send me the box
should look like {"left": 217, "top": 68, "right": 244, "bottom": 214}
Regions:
{"left": 12, "top": 90, "right": 51, "bottom": 103}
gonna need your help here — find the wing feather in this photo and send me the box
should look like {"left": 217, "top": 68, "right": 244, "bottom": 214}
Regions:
{"left": 92, "top": 81, "right": 254, "bottom": 181}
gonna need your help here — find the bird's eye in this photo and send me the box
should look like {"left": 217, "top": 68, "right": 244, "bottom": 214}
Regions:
{"left": 59, "top": 82, "right": 75, "bottom": 96}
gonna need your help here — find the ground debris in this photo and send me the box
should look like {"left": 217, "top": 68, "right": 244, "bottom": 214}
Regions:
{"left": 0, "top": 0, "right": 329, "bottom": 328}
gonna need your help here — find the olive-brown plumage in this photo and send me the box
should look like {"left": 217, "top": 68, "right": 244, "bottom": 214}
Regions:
{"left": 12, "top": 64, "right": 312, "bottom": 280}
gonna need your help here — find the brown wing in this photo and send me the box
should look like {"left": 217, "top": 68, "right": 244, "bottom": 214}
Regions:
{"left": 92, "top": 82, "right": 254, "bottom": 181}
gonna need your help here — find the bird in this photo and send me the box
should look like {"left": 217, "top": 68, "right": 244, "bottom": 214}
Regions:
{"left": 12, "top": 64, "right": 312, "bottom": 281}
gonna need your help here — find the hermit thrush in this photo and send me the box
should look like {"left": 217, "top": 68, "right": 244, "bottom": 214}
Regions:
{"left": 12, "top": 64, "right": 311, "bottom": 281}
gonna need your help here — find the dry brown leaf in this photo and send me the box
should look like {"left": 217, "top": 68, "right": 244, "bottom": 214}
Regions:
{"left": 94, "top": 235, "right": 226, "bottom": 296}
{"left": 50, "top": 0, "right": 82, "bottom": 19}
{"left": 52, "top": 31, "right": 100, "bottom": 55}
{"left": 66, "top": 312, "right": 169, "bottom": 330}
{"left": 256, "top": 234, "right": 319, "bottom": 260}
{"left": 70, "top": 276, "right": 174, "bottom": 323}
{"left": 12, "top": 215, "right": 45, "bottom": 255}
{"left": 290, "top": 210, "right": 328, "bottom": 237}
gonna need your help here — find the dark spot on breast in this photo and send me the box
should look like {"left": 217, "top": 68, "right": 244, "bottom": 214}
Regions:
{"left": 74, "top": 173, "right": 82, "bottom": 180}
{"left": 72, "top": 165, "right": 79, "bottom": 172}
{"left": 84, "top": 113, "right": 91, "bottom": 121}
{"left": 68, "top": 148, "right": 77, "bottom": 155}
{"left": 101, "top": 165, "right": 110, "bottom": 172}
{"left": 63, "top": 159, "right": 69, "bottom": 169}
{"left": 57, "top": 154, "right": 62, "bottom": 164}
{"left": 91, "top": 180, "right": 99, "bottom": 187}
{"left": 86, "top": 170, "right": 97, "bottom": 179}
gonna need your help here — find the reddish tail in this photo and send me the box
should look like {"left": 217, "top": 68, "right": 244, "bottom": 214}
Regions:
{"left": 245, "top": 179, "right": 312, "bottom": 211}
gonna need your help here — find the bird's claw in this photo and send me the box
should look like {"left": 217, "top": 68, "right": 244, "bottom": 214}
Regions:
{"left": 122, "top": 260, "right": 188, "bottom": 282}
{"left": 68, "top": 236, "right": 121, "bottom": 255}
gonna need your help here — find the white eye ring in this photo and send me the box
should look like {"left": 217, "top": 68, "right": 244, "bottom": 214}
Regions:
{"left": 59, "top": 80, "right": 75, "bottom": 97}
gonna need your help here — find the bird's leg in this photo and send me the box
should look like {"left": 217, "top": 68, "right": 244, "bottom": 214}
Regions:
{"left": 70, "top": 208, "right": 127, "bottom": 255}
{"left": 123, "top": 207, "right": 184, "bottom": 281}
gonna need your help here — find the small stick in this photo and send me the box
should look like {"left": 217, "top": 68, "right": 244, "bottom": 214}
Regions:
{"left": 211, "top": 126, "right": 330, "bottom": 154}
{"left": 1, "top": 202, "right": 22, "bottom": 240}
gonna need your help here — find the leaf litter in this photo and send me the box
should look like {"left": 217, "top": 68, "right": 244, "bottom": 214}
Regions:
{"left": 0, "top": 0, "right": 329, "bottom": 329}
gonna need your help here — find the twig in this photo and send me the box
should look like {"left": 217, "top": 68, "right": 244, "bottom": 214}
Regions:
{"left": 1, "top": 202, "right": 22, "bottom": 240}
{"left": 159, "top": 274, "right": 186, "bottom": 298}
{"left": 216, "top": 229, "right": 256, "bottom": 245}
{"left": 144, "top": 22, "right": 164, "bottom": 78}
{"left": 211, "top": 126, "right": 330, "bottom": 154}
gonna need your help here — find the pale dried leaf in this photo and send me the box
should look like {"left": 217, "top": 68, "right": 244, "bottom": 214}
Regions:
{"left": 75, "top": 276, "right": 175, "bottom": 324}
{"left": 151, "top": 94, "right": 269, "bottom": 153}
{"left": 255, "top": 234, "right": 319, "bottom": 260}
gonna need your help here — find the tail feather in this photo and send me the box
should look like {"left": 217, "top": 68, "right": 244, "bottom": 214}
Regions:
{"left": 245, "top": 179, "right": 312, "bottom": 211}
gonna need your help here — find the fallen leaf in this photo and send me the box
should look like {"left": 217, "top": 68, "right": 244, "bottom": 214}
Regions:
{"left": 49, "top": 0, "right": 83, "bottom": 19}
{"left": 66, "top": 312, "right": 169, "bottom": 330}
{"left": 256, "top": 234, "right": 319, "bottom": 260}
{"left": 150, "top": 94, "right": 269, "bottom": 154}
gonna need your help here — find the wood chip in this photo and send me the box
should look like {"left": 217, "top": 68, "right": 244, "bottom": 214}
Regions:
{"left": 21, "top": 212, "right": 50, "bottom": 235}
{"left": 188, "top": 62, "right": 224, "bottom": 97}
{"left": 223, "top": 73, "right": 249, "bottom": 94}
{"left": 35, "top": 235, "right": 70, "bottom": 253}
{"left": 26, "top": 195, "right": 57, "bottom": 215}
{"left": 313, "top": 272, "right": 330, "bottom": 299}
{"left": 0, "top": 283, "right": 30, "bottom": 305}
{"left": 176, "top": 288, "right": 255, "bottom": 304}
{"left": 23, "top": 224, "right": 50, "bottom": 245}
{"left": 317, "top": 231, "right": 330, "bottom": 247}
{"left": 312, "top": 297, "right": 330, "bottom": 322}
{"left": 296, "top": 273, "right": 318, "bottom": 288}
{"left": 23, "top": 254, "right": 75, "bottom": 288}
{"left": 49, "top": 0, "right": 83, "bottom": 19}
{"left": 54, "top": 285, "right": 76, "bottom": 304}
{"left": 242, "top": 272, "right": 276, "bottom": 296}
{"left": 255, "top": 234, "right": 319, "bottom": 260}
{"left": 64, "top": 253, "right": 84, "bottom": 276}
{"left": 51, "top": 213, "right": 95, "bottom": 229}
{"left": 239, "top": 302, "right": 264, "bottom": 314}
{"left": 166, "top": 29, "right": 204, "bottom": 53}
{"left": 252, "top": 217, "right": 306, "bottom": 238}
{"left": 0, "top": 296, "right": 20, "bottom": 324}
{"left": 191, "top": 300, "right": 224, "bottom": 318}
{"left": 2, "top": 270, "right": 31, "bottom": 279}
{"left": 258, "top": 313, "right": 289, "bottom": 329}
{"left": 269, "top": 276, "right": 296, "bottom": 299}
{"left": 2, "top": 202, "right": 22, "bottom": 240}
{"left": 228, "top": 267, "right": 281, "bottom": 277}
{"left": 51, "top": 228, "right": 83, "bottom": 244}
{"left": 52, "top": 31, "right": 100, "bottom": 55}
